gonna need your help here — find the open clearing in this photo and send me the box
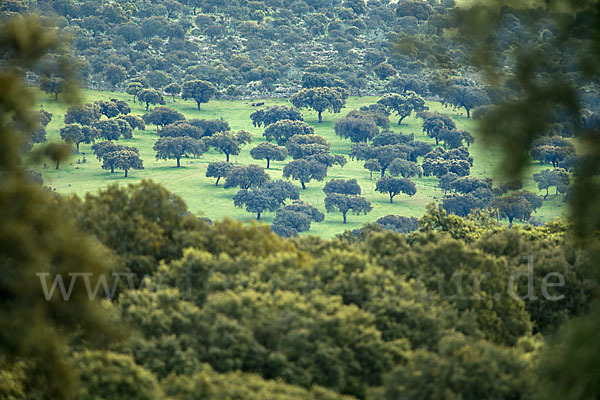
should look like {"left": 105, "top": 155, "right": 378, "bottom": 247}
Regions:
{"left": 37, "top": 90, "right": 567, "bottom": 237}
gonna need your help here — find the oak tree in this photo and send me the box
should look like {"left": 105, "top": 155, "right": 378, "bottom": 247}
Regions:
{"left": 153, "top": 136, "right": 206, "bottom": 167}
{"left": 250, "top": 142, "right": 288, "bottom": 168}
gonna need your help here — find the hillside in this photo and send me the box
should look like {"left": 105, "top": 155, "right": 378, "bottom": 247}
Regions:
{"left": 13, "top": 0, "right": 459, "bottom": 97}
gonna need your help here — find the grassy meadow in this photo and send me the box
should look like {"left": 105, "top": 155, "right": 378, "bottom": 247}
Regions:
{"left": 36, "top": 90, "right": 567, "bottom": 238}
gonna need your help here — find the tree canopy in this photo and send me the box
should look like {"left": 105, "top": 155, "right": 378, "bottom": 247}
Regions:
{"left": 224, "top": 164, "right": 270, "bottom": 190}
{"left": 283, "top": 159, "right": 328, "bottom": 189}
{"left": 375, "top": 176, "right": 417, "bottom": 203}
{"left": 290, "top": 87, "right": 349, "bottom": 123}
{"left": 204, "top": 130, "right": 252, "bottom": 162}
{"left": 324, "top": 192, "right": 372, "bottom": 224}
{"left": 153, "top": 136, "right": 206, "bottom": 167}
{"left": 250, "top": 142, "right": 288, "bottom": 168}
{"left": 263, "top": 119, "right": 314, "bottom": 146}
{"left": 377, "top": 91, "right": 428, "bottom": 125}
{"left": 181, "top": 79, "right": 218, "bottom": 110}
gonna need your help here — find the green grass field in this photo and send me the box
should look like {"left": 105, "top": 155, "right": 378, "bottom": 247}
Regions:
{"left": 36, "top": 90, "right": 567, "bottom": 238}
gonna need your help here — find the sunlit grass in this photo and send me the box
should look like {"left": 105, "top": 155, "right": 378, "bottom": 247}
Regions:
{"left": 36, "top": 89, "right": 567, "bottom": 237}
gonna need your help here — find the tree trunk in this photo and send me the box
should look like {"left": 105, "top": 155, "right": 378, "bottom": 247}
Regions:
{"left": 177, "top": 157, "right": 181, "bottom": 167}
{"left": 266, "top": 158, "right": 270, "bottom": 169}
{"left": 197, "top": 101, "right": 201, "bottom": 110}
{"left": 55, "top": 160, "right": 60, "bottom": 169}
{"left": 54, "top": 91, "right": 58, "bottom": 101}
{"left": 215, "top": 177, "right": 220, "bottom": 186}
{"left": 110, "top": 166, "right": 114, "bottom": 173}
{"left": 545, "top": 188, "right": 549, "bottom": 199}
{"left": 226, "top": 153, "right": 230, "bottom": 162}
{"left": 76, "top": 142, "right": 80, "bottom": 153}
{"left": 381, "top": 168, "right": 386, "bottom": 178}
{"left": 342, "top": 212, "right": 347, "bottom": 224}
{"left": 389, "top": 193, "right": 394, "bottom": 203}
{"left": 301, "top": 181, "right": 306, "bottom": 189}
{"left": 398, "top": 115, "right": 407, "bottom": 125}
{"left": 256, "top": 211, "right": 261, "bottom": 220}
{"left": 318, "top": 111, "right": 322, "bottom": 123}
{"left": 369, "top": 171, "right": 373, "bottom": 180}
{"left": 124, "top": 169, "right": 128, "bottom": 177}
{"left": 466, "top": 108, "right": 471, "bottom": 118}
{"left": 145, "top": 102, "right": 149, "bottom": 111}
{"left": 508, "top": 216, "right": 513, "bottom": 229}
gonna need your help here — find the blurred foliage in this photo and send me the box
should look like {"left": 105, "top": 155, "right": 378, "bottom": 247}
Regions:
{"left": 0, "top": 14, "right": 120, "bottom": 399}
{"left": 417, "top": 1, "right": 600, "bottom": 398}
{"left": 444, "top": 0, "right": 600, "bottom": 237}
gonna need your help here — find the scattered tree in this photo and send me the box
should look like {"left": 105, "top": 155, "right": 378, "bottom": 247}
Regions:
{"left": 250, "top": 142, "right": 287, "bottom": 168}
{"left": 439, "top": 128, "right": 475, "bottom": 149}
{"left": 422, "top": 113, "right": 456, "bottom": 145}
{"left": 272, "top": 209, "right": 312, "bottom": 232}
{"left": 334, "top": 115, "right": 379, "bottom": 142}
{"left": 64, "top": 103, "right": 101, "bottom": 126}
{"left": 92, "top": 141, "right": 139, "bottom": 173}
{"left": 444, "top": 82, "right": 489, "bottom": 118}
{"left": 143, "top": 107, "right": 185, "bottom": 131}
{"left": 533, "top": 168, "right": 570, "bottom": 199}
{"left": 40, "top": 76, "right": 64, "bottom": 101}
{"left": 181, "top": 79, "right": 218, "bottom": 110}
{"left": 164, "top": 83, "right": 181, "bottom": 102}
{"left": 187, "top": 119, "right": 230, "bottom": 137}
{"left": 250, "top": 105, "right": 303, "bottom": 127}
{"left": 126, "top": 82, "right": 143, "bottom": 103}
{"left": 301, "top": 72, "right": 348, "bottom": 89}
{"left": 137, "top": 89, "right": 166, "bottom": 111}
{"left": 95, "top": 99, "right": 131, "bottom": 118}
{"left": 376, "top": 176, "right": 417, "bottom": 203}
{"left": 449, "top": 176, "right": 492, "bottom": 194}
{"left": 159, "top": 121, "right": 203, "bottom": 139}
{"left": 263, "top": 119, "right": 314, "bottom": 146}
{"left": 233, "top": 189, "right": 280, "bottom": 220}
{"left": 283, "top": 159, "right": 328, "bottom": 189}
{"left": 93, "top": 118, "right": 131, "bottom": 141}
{"left": 388, "top": 159, "right": 422, "bottom": 179}
{"left": 277, "top": 201, "right": 325, "bottom": 230}
{"left": 364, "top": 159, "right": 381, "bottom": 179}
{"left": 290, "top": 87, "right": 348, "bottom": 123}
{"left": 205, "top": 161, "right": 232, "bottom": 186}
{"left": 60, "top": 124, "right": 85, "bottom": 152}
{"left": 491, "top": 191, "right": 542, "bottom": 228}
{"left": 153, "top": 136, "right": 206, "bottom": 167}
{"left": 102, "top": 149, "right": 144, "bottom": 177}
{"left": 442, "top": 189, "right": 494, "bottom": 217}
{"left": 422, "top": 158, "right": 471, "bottom": 178}
{"left": 378, "top": 91, "right": 428, "bottom": 125}
{"left": 224, "top": 164, "right": 270, "bottom": 190}
{"left": 204, "top": 130, "right": 252, "bottom": 162}
{"left": 286, "top": 134, "right": 329, "bottom": 159}
{"left": 324, "top": 193, "right": 372, "bottom": 224}
{"left": 323, "top": 178, "right": 362, "bottom": 195}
